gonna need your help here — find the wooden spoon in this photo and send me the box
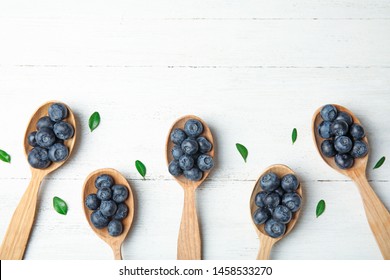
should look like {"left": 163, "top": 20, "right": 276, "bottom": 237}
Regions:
{"left": 166, "top": 115, "right": 215, "bottom": 260}
{"left": 0, "top": 101, "right": 77, "bottom": 260}
{"left": 82, "top": 168, "right": 134, "bottom": 260}
{"left": 313, "top": 104, "right": 390, "bottom": 259}
{"left": 250, "top": 164, "right": 303, "bottom": 260}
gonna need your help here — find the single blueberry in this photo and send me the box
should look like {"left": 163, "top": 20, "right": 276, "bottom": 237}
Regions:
{"left": 197, "top": 137, "right": 212, "bottom": 154}
{"left": 53, "top": 121, "right": 74, "bottom": 140}
{"left": 85, "top": 194, "right": 101, "bottom": 211}
{"left": 335, "top": 153, "right": 354, "bottom": 169}
{"left": 114, "top": 203, "right": 129, "bottom": 220}
{"left": 97, "top": 187, "right": 112, "bottom": 201}
{"left": 255, "top": 191, "right": 268, "bottom": 208}
{"left": 320, "top": 104, "right": 338, "bottom": 122}
{"left": 351, "top": 140, "right": 368, "bottom": 158}
{"left": 318, "top": 121, "right": 333, "bottom": 139}
{"left": 197, "top": 155, "right": 214, "bottom": 171}
{"left": 273, "top": 205, "right": 292, "bottom": 224}
{"left": 260, "top": 172, "right": 280, "bottom": 192}
{"left": 100, "top": 200, "right": 118, "bottom": 217}
{"left": 350, "top": 124, "right": 365, "bottom": 140}
{"left": 264, "top": 218, "right": 286, "bottom": 238}
{"left": 170, "top": 128, "right": 186, "bottom": 145}
{"left": 169, "top": 160, "right": 183, "bottom": 176}
{"left": 331, "top": 120, "right": 349, "bottom": 137}
{"left": 282, "top": 192, "right": 302, "bottom": 212}
{"left": 263, "top": 192, "right": 281, "bottom": 209}
{"left": 253, "top": 208, "right": 271, "bottom": 225}
{"left": 108, "top": 220, "right": 123, "bottom": 237}
{"left": 27, "top": 131, "right": 38, "bottom": 147}
{"left": 36, "top": 116, "right": 55, "bottom": 130}
{"left": 184, "top": 119, "right": 204, "bottom": 138}
{"left": 111, "top": 184, "right": 129, "bottom": 204}
{"left": 90, "top": 210, "right": 110, "bottom": 229}
{"left": 179, "top": 155, "right": 194, "bottom": 171}
{"left": 95, "top": 174, "right": 114, "bottom": 189}
{"left": 183, "top": 167, "right": 203, "bottom": 181}
{"left": 274, "top": 187, "right": 285, "bottom": 198}
{"left": 28, "top": 147, "right": 51, "bottom": 169}
{"left": 335, "top": 111, "right": 353, "bottom": 126}
{"left": 48, "top": 103, "right": 68, "bottom": 122}
{"left": 48, "top": 143, "right": 69, "bottom": 162}
{"left": 334, "top": 136, "right": 353, "bottom": 154}
{"left": 35, "top": 127, "right": 56, "bottom": 148}
{"left": 321, "top": 140, "right": 337, "bottom": 157}
{"left": 181, "top": 138, "right": 199, "bottom": 155}
{"left": 171, "top": 145, "right": 184, "bottom": 160}
{"left": 281, "top": 174, "right": 299, "bottom": 193}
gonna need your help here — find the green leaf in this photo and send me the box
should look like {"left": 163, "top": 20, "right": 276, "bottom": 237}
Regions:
{"left": 316, "top": 199, "right": 326, "bottom": 218}
{"left": 135, "top": 160, "right": 147, "bottom": 179}
{"left": 0, "top": 150, "right": 11, "bottom": 163}
{"left": 89, "top": 112, "right": 101, "bottom": 132}
{"left": 53, "top": 196, "right": 68, "bottom": 215}
{"left": 292, "top": 128, "right": 298, "bottom": 144}
{"left": 373, "top": 156, "right": 386, "bottom": 169}
{"left": 236, "top": 143, "right": 248, "bottom": 162}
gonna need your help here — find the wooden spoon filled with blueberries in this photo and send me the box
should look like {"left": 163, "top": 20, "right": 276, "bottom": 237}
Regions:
{"left": 0, "top": 101, "right": 76, "bottom": 260}
{"left": 313, "top": 104, "right": 390, "bottom": 259}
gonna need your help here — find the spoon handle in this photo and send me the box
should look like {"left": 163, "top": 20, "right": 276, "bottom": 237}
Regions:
{"left": 257, "top": 235, "right": 275, "bottom": 260}
{"left": 352, "top": 173, "right": 390, "bottom": 259}
{"left": 0, "top": 172, "right": 44, "bottom": 260}
{"left": 177, "top": 186, "right": 201, "bottom": 260}
{"left": 113, "top": 245, "right": 123, "bottom": 260}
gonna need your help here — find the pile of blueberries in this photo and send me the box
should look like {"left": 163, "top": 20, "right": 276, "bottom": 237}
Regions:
{"left": 27, "top": 103, "right": 74, "bottom": 169}
{"left": 318, "top": 104, "right": 368, "bottom": 169}
{"left": 85, "top": 174, "right": 130, "bottom": 237}
{"left": 168, "top": 119, "right": 214, "bottom": 181}
{"left": 253, "top": 172, "right": 302, "bottom": 238}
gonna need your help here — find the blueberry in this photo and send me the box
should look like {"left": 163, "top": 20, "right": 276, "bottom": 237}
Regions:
{"left": 48, "top": 103, "right": 68, "bottom": 122}
{"left": 85, "top": 194, "right": 101, "bottom": 211}
{"left": 179, "top": 155, "right": 194, "bottom": 171}
{"left": 181, "top": 138, "right": 199, "bottom": 155}
{"left": 274, "top": 187, "right": 285, "bottom": 198}
{"left": 255, "top": 191, "right": 268, "bottom": 208}
{"left": 95, "top": 174, "right": 114, "bottom": 189}
{"left": 351, "top": 140, "right": 368, "bottom": 158}
{"left": 263, "top": 192, "right": 281, "bottom": 209}
{"left": 282, "top": 192, "right": 302, "bottom": 212}
{"left": 108, "top": 220, "right": 123, "bottom": 237}
{"left": 197, "top": 137, "right": 212, "bottom": 154}
{"left": 27, "top": 131, "right": 38, "bottom": 147}
{"left": 321, "top": 140, "right": 337, "bottom": 157}
{"left": 183, "top": 167, "right": 203, "bottom": 181}
{"left": 48, "top": 143, "right": 69, "bottom": 162}
{"left": 172, "top": 145, "right": 184, "bottom": 160}
{"left": 253, "top": 208, "right": 271, "bottom": 225}
{"left": 318, "top": 121, "right": 333, "bottom": 139}
{"left": 334, "top": 136, "right": 353, "bottom": 154}
{"left": 97, "top": 187, "right": 112, "bottom": 201}
{"left": 53, "top": 121, "right": 74, "bottom": 140}
{"left": 264, "top": 219, "right": 286, "bottom": 238}
{"left": 335, "top": 153, "right": 354, "bottom": 169}
{"left": 197, "top": 155, "right": 214, "bottom": 171}
{"left": 36, "top": 116, "right": 55, "bottom": 130}
{"left": 281, "top": 174, "right": 299, "bottom": 192}
{"left": 169, "top": 160, "right": 182, "bottom": 176}
{"left": 90, "top": 210, "right": 110, "bottom": 229}
{"left": 273, "top": 205, "right": 292, "bottom": 224}
{"left": 35, "top": 127, "right": 56, "bottom": 148}
{"left": 111, "top": 184, "right": 129, "bottom": 203}
{"left": 28, "top": 147, "right": 51, "bottom": 169}
{"left": 331, "top": 120, "right": 349, "bottom": 137}
{"left": 320, "top": 104, "right": 338, "bottom": 122}
{"left": 170, "top": 128, "right": 186, "bottom": 145}
{"left": 260, "top": 172, "right": 280, "bottom": 192}
{"left": 335, "top": 111, "right": 353, "bottom": 126}
{"left": 184, "top": 119, "right": 203, "bottom": 138}
{"left": 114, "top": 203, "right": 129, "bottom": 220}
{"left": 350, "top": 124, "right": 365, "bottom": 140}
{"left": 100, "top": 200, "right": 118, "bottom": 217}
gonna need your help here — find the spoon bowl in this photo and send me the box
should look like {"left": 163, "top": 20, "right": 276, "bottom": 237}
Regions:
{"left": 82, "top": 168, "right": 134, "bottom": 260}
{"left": 250, "top": 164, "right": 303, "bottom": 259}
{"left": 0, "top": 101, "right": 77, "bottom": 260}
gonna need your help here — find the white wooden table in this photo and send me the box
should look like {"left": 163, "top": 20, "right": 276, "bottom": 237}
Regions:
{"left": 0, "top": 0, "right": 389, "bottom": 260}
